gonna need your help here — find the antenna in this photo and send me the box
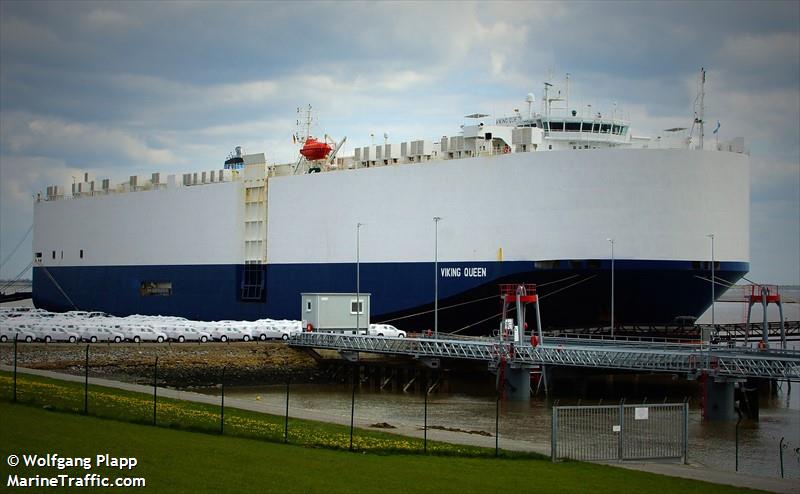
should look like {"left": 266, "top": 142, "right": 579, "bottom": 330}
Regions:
{"left": 526, "top": 93, "right": 535, "bottom": 119}
{"left": 691, "top": 68, "right": 706, "bottom": 150}
{"left": 698, "top": 68, "right": 705, "bottom": 150}
{"left": 543, "top": 82, "right": 552, "bottom": 117}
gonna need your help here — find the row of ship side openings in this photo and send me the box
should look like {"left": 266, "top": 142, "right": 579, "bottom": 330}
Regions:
{"left": 35, "top": 249, "right": 84, "bottom": 261}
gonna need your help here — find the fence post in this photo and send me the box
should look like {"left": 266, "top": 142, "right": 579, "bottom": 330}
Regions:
{"left": 220, "top": 366, "right": 225, "bottom": 435}
{"left": 349, "top": 365, "right": 356, "bottom": 452}
{"left": 495, "top": 391, "right": 500, "bottom": 457}
{"left": 423, "top": 373, "right": 428, "bottom": 454}
{"left": 13, "top": 333, "right": 18, "bottom": 402}
{"left": 779, "top": 437, "right": 785, "bottom": 478}
{"left": 618, "top": 400, "right": 625, "bottom": 461}
{"left": 153, "top": 356, "right": 158, "bottom": 426}
{"left": 735, "top": 415, "right": 741, "bottom": 472}
{"left": 84, "top": 344, "right": 89, "bottom": 415}
{"left": 683, "top": 401, "right": 689, "bottom": 464}
{"left": 284, "top": 379, "right": 290, "bottom": 444}
{"left": 551, "top": 403, "right": 558, "bottom": 462}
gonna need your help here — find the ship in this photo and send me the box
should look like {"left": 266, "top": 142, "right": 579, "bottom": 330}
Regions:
{"left": 31, "top": 72, "right": 750, "bottom": 334}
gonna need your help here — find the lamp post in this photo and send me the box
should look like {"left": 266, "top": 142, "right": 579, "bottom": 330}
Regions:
{"left": 707, "top": 233, "right": 715, "bottom": 329}
{"left": 607, "top": 238, "right": 615, "bottom": 337}
{"left": 356, "top": 223, "right": 362, "bottom": 334}
{"left": 433, "top": 216, "right": 442, "bottom": 339}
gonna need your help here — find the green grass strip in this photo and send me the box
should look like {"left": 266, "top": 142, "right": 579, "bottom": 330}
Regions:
{"left": 0, "top": 402, "right": 766, "bottom": 494}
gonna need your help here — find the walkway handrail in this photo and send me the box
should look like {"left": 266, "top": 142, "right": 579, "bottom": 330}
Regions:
{"left": 290, "top": 333, "right": 800, "bottom": 381}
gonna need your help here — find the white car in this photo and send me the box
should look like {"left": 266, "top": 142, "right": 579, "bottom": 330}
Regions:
{"left": 166, "top": 326, "right": 211, "bottom": 343}
{"left": 36, "top": 326, "right": 80, "bottom": 343}
{"left": 367, "top": 324, "right": 406, "bottom": 338}
{"left": 210, "top": 325, "right": 250, "bottom": 342}
{"left": 81, "top": 327, "right": 125, "bottom": 343}
{"left": 0, "top": 324, "right": 36, "bottom": 343}
{"left": 124, "top": 326, "right": 168, "bottom": 343}
{"left": 245, "top": 322, "right": 284, "bottom": 341}
{"left": 275, "top": 320, "right": 302, "bottom": 339}
{"left": 1, "top": 327, "right": 37, "bottom": 343}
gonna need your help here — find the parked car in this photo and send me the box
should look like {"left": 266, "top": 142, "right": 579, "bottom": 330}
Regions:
{"left": 165, "top": 326, "right": 211, "bottom": 343}
{"left": 367, "top": 324, "right": 406, "bottom": 338}
{"left": 211, "top": 326, "right": 250, "bottom": 342}
{"left": 81, "top": 327, "right": 125, "bottom": 343}
{"left": 0, "top": 326, "right": 37, "bottom": 343}
{"left": 275, "top": 320, "right": 302, "bottom": 340}
{"left": 245, "top": 321, "right": 283, "bottom": 341}
{"left": 36, "top": 326, "right": 80, "bottom": 343}
{"left": 124, "top": 326, "right": 168, "bottom": 343}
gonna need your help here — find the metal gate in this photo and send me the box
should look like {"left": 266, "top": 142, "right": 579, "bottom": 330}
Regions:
{"left": 551, "top": 402, "right": 688, "bottom": 463}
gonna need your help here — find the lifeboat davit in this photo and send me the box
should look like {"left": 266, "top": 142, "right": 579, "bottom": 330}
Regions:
{"left": 299, "top": 137, "right": 332, "bottom": 161}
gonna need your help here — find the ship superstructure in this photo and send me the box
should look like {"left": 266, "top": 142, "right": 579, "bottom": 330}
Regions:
{"left": 31, "top": 73, "right": 750, "bottom": 333}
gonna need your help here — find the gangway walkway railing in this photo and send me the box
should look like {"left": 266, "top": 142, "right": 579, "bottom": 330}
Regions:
{"left": 290, "top": 333, "right": 800, "bottom": 381}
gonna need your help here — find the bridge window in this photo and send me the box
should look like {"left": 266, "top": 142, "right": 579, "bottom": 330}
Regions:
{"left": 549, "top": 121, "right": 564, "bottom": 131}
{"left": 565, "top": 122, "right": 581, "bottom": 132}
{"left": 600, "top": 124, "right": 611, "bottom": 133}
{"left": 140, "top": 281, "right": 172, "bottom": 297}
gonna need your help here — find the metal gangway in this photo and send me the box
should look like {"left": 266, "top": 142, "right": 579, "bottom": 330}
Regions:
{"left": 289, "top": 332, "right": 800, "bottom": 381}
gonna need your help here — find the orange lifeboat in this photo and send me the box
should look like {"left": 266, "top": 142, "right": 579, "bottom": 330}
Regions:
{"left": 299, "top": 137, "right": 332, "bottom": 161}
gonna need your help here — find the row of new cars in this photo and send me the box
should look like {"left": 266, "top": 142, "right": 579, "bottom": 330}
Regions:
{"left": 0, "top": 308, "right": 303, "bottom": 343}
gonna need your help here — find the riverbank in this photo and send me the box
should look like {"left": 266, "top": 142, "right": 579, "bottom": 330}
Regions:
{"left": 0, "top": 342, "right": 319, "bottom": 386}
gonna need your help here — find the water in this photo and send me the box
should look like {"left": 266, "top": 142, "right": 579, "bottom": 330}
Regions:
{"left": 201, "top": 379, "right": 800, "bottom": 480}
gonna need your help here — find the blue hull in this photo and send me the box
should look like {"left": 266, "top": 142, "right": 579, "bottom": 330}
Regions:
{"left": 33, "top": 260, "right": 748, "bottom": 333}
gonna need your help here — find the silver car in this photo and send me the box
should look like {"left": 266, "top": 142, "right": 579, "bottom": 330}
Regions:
{"left": 37, "top": 327, "right": 80, "bottom": 343}
{"left": 81, "top": 327, "right": 125, "bottom": 343}
{"left": 166, "top": 326, "right": 211, "bottom": 343}
{"left": 124, "top": 326, "right": 168, "bottom": 343}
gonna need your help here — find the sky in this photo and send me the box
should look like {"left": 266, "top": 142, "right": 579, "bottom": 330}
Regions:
{"left": 1, "top": 0, "right": 798, "bottom": 285}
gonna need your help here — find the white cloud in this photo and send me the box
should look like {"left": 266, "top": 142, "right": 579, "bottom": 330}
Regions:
{"left": 1, "top": 112, "right": 182, "bottom": 167}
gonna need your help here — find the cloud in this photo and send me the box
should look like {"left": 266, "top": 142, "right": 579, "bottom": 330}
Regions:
{"left": 1, "top": 112, "right": 182, "bottom": 168}
{"left": 0, "top": 0, "right": 797, "bottom": 286}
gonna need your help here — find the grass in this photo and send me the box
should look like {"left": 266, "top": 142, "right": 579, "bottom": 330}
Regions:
{"left": 0, "top": 402, "right": 765, "bottom": 494}
{"left": 0, "top": 371, "right": 527, "bottom": 457}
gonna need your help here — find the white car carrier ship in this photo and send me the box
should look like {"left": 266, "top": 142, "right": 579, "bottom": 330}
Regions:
{"left": 31, "top": 72, "right": 750, "bottom": 334}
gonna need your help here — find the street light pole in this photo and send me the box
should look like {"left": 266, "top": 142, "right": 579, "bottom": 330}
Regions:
{"left": 607, "top": 238, "right": 614, "bottom": 337}
{"left": 707, "top": 233, "right": 715, "bottom": 329}
{"left": 433, "top": 216, "right": 442, "bottom": 339}
{"left": 356, "top": 223, "right": 362, "bottom": 334}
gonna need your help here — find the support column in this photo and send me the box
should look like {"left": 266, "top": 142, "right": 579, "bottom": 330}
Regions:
{"left": 761, "top": 287, "right": 770, "bottom": 349}
{"left": 703, "top": 376, "right": 736, "bottom": 421}
{"left": 505, "top": 367, "right": 531, "bottom": 402}
{"left": 735, "top": 379, "right": 760, "bottom": 420}
{"left": 778, "top": 301, "right": 786, "bottom": 349}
